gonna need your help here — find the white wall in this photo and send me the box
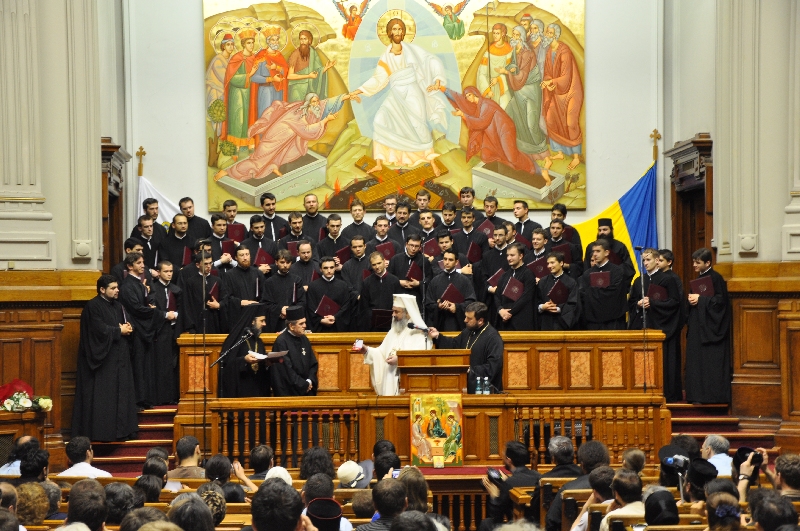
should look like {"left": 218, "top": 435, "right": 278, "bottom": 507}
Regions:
{"left": 123, "top": 0, "right": 662, "bottom": 233}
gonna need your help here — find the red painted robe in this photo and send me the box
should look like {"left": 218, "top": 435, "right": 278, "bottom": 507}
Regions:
{"left": 542, "top": 41, "right": 584, "bottom": 149}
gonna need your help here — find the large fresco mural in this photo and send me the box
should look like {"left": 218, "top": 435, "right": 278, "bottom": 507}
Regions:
{"left": 204, "top": 0, "right": 585, "bottom": 212}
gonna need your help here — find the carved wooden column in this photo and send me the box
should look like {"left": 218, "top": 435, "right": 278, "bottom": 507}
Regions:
{"left": 101, "top": 139, "right": 131, "bottom": 273}
{"left": 782, "top": 1, "right": 800, "bottom": 260}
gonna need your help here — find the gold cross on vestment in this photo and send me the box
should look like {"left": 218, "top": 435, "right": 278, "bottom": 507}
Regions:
{"left": 650, "top": 129, "right": 661, "bottom": 160}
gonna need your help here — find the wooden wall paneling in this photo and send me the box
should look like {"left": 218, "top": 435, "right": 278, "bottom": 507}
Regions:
{"left": 59, "top": 305, "right": 84, "bottom": 435}
{"left": 776, "top": 301, "right": 800, "bottom": 450}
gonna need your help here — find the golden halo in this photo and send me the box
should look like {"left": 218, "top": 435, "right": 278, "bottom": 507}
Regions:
{"left": 209, "top": 21, "right": 236, "bottom": 51}
{"left": 233, "top": 26, "right": 260, "bottom": 51}
{"left": 376, "top": 9, "right": 416, "bottom": 46}
{"left": 211, "top": 27, "right": 237, "bottom": 54}
{"left": 256, "top": 25, "right": 289, "bottom": 53}
{"left": 290, "top": 22, "right": 321, "bottom": 48}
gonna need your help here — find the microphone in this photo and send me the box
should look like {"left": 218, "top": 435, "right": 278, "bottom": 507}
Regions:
{"left": 634, "top": 246, "right": 643, "bottom": 250}
{"left": 241, "top": 329, "right": 254, "bottom": 339}
{"left": 407, "top": 323, "right": 429, "bottom": 332}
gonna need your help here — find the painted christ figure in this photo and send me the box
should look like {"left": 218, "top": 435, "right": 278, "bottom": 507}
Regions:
{"left": 349, "top": 18, "right": 449, "bottom": 176}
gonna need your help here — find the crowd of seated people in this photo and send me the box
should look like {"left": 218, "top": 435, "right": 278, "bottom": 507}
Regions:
{"left": 2, "top": 433, "right": 800, "bottom": 531}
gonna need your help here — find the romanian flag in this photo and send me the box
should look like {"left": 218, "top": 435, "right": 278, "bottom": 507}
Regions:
{"left": 573, "top": 162, "right": 658, "bottom": 276}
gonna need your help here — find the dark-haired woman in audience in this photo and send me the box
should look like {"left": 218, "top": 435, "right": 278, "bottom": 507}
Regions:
{"left": 706, "top": 492, "right": 740, "bottom": 531}
{"left": 398, "top": 467, "right": 430, "bottom": 512}
{"left": 204, "top": 453, "right": 258, "bottom": 491}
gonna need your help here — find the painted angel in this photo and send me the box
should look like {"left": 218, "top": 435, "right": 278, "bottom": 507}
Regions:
{"left": 333, "top": 0, "right": 370, "bottom": 41}
{"left": 427, "top": 1, "right": 468, "bottom": 40}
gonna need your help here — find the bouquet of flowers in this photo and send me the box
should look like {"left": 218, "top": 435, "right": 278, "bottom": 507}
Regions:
{"left": 0, "top": 379, "right": 52, "bottom": 412}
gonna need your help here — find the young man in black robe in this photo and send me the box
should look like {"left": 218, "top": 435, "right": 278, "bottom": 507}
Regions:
{"left": 491, "top": 243, "right": 536, "bottom": 331}
{"left": 316, "top": 214, "right": 349, "bottom": 268}
{"left": 130, "top": 198, "right": 168, "bottom": 239}
{"left": 279, "top": 212, "right": 318, "bottom": 256}
{"left": 208, "top": 214, "right": 237, "bottom": 274}
{"left": 458, "top": 187, "right": 486, "bottom": 225}
{"left": 178, "top": 197, "right": 212, "bottom": 244}
{"left": 177, "top": 252, "right": 222, "bottom": 334}
{"left": 440, "top": 202, "right": 463, "bottom": 231}
{"left": 220, "top": 246, "right": 267, "bottom": 333}
{"left": 341, "top": 199, "right": 375, "bottom": 243}
{"left": 341, "top": 235, "right": 371, "bottom": 297}
{"left": 454, "top": 207, "right": 490, "bottom": 302}
{"left": 416, "top": 210, "right": 438, "bottom": 245}
{"left": 658, "top": 248, "right": 688, "bottom": 327}
{"left": 548, "top": 218, "right": 583, "bottom": 279}
{"left": 302, "top": 194, "right": 328, "bottom": 242}
{"left": 360, "top": 252, "right": 402, "bottom": 332}
{"left": 481, "top": 225, "right": 511, "bottom": 304}
{"left": 366, "top": 216, "right": 403, "bottom": 258}
{"left": 483, "top": 196, "right": 507, "bottom": 228}
{"left": 150, "top": 260, "right": 181, "bottom": 405}
{"left": 627, "top": 248, "right": 683, "bottom": 402}
{"left": 424, "top": 250, "right": 476, "bottom": 332}
{"left": 218, "top": 303, "right": 271, "bottom": 398}
{"left": 305, "top": 256, "right": 353, "bottom": 332}
{"left": 408, "top": 190, "right": 443, "bottom": 229}
{"left": 430, "top": 231, "right": 470, "bottom": 276}
{"left": 72, "top": 274, "right": 138, "bottom": 442}
{"left": 536, "top": 251, "right": 579, "bottom": 331}
{"left": 270, "top": 306, "right": 318, "bottom": 396}
{"left": 131, "top": 215, "right": 163, "bottom": 269}
{"left": 387, "top": 203, "right": 420, "bottom": 244}
{"left": 261, "top": 250, "right": 305, "bottom": 333}
{"left": 544, "top": 203, "right": 582, "bottom": 251}
{"left": 111, "top": 238, "right": 145, "bottom": 285}
{"left": 582, "top": 218, "right": 635, "bottom": 286}
{"left": 524, "top": 228, "right": 549, "bottom": 265}
{"left": 290, "top": 241, "right": 320, "bottom": 289}
{"left": 579, "top": 239, "right": 628, "bottom": 330}
{"left": 512, "top": 200, "right": 541, "bottom": 248}
{"left": 240, "top": 215, "right": 278, "bottom": 278}
{"left": 160, "top": 214, "right": 193, "bottom": 268}
{"left": 388, "top": 233, "right": 432, "bottom": 310}
{"left": 428, "top": 302, "right": 504, "bottom": 394}
{"left": 685, "top": 247, "right": 731, "bottom": 404}
{"left": 259, "top": 192, "right": 289, "bottom": 241}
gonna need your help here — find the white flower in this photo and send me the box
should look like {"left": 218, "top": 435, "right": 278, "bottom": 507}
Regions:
{"left": 3, "top": 400, "right": 13, "bottom": 410}
{"left": 19, "top": 398, "right": 32, "bottom": 408}
{"left": 37, "top": 398, "right": 53, "bottom": 411}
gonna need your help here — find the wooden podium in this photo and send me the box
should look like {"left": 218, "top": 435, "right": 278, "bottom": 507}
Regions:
{"left": 397, "top": 349, "right": 471, "bottom": 394}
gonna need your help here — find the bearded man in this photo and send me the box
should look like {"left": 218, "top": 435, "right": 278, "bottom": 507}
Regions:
{"left": 215, "top": 92, "right": 352, "bottom": 181}
{"left": 218, "top": 303, "right": 271, "bottom": 398}
{"left": 251, "top": 27, "right": 289, "bottom": 117}
{"left": 287, "top": 30, "right": 335, "bottom": 102}
{"left": 354, "top": 294, "right": 428, "bottom": 396}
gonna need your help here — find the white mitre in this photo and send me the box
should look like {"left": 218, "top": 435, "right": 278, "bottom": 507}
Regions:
{"left": 392, "top": 293, "right": 426, "bottom": 330}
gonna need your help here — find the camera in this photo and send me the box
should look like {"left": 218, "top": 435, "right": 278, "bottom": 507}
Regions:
{"left": 487, "top": 467, "right": 505, "bottom": 486}
{"left": 662, "top": 454, "right": 690, "bottom": 471}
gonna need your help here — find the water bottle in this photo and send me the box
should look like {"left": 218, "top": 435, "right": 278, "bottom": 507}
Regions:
{"left": 483, "top": 376, "right": 490, "bottom": 395}
{"left": 475, "top": 377, "right": 482, "bottom": 395}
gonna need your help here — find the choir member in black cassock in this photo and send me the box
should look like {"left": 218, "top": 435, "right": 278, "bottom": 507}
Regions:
{"left": 388, "top": 234, "right": 432, "bottom": 310}
{"left": 453, "top": 207, "right": 490, "bottom": 305}
{"left": 240, "top": 215, "right": 278, "bottom": 278}
{"left": 359, "top": 252, "right": 402, "bottom": 332}
{"left": 160, "top": 214, "right": 193, "bottom": 269}
{"left": 259, "top": 192, "right": 289, "bottom": 241}
{"left": 547, "top": 219, "right": 583, "bottom": 280}
{"left": 481, "top": 225, "right": 511, "bottom": 306}
{"left": 341, "top": 200, "right": 375, "bottom": 242}
{"left": 179, "top": 197, "right": 213, "bottom": 244}
{"left": 176, "top": 240, "right": 212, "bottom": 287}
{"left": 658, "top": 249, "right": 688, "bottom": 327}
{"left": 387, "top": 204, "right": 420, "bottom": 244}
{"left": 685, "top": 248, "right": 731, "bottom": 404}
{"left": 428, "top": 302, "right": 504, "bottom": 394}
{"left": 440, "top": 201, "right": 463, "bottom": 231}
{"left": 220, "top": 246, "right": 267, "bottom": 334}
{"left": 278, "top": 213, "right": 318, "bottom": 255}
{"left": 430, "top": 231, "right": 469, "bottom": 276}
{"left": 491, "top": 243, "right": 536, "bottom": 331}
{"left": 130, "top": 198, "right": 168, "bottom": 240}
{"left": 305, "top": 257, "right": 354, "bottom": 332}
{"left": 131, "top": 215, "right": 163, "bottom": 269}
{"left": 524, "top": 229, "right": 549, "bottom": 265}
{"left": 72, "top": 274, "right": 139, "bottom": 442}
{"left": 482, "top": 196, "right": 507, "bottom": 228}
{"left": 627, "top": 248, "right": 683, "bottom": 402}
{"left": 302, "top": 194, "right": 328, "bottom": 242}
{"left": 340, "top": 236, "right": 372, "bottom": 297}
{"left": 177, "top": 252, "right": 222, "bottom": 335}
{"left": 218, "top": 303, "right": 271, "bottom": 398}
{"left": 260, "top": 250, "right": 305, "bottom": 333}
{"left": 150, "top": 261, "right": 181, "bottom": 405}
{"left": 270, "top": 306, "right": 318, "bottom": 396}
{"left": 513, "top": 200, "right": 542, "bottom": 247}
{"left": 544, "top": 203, "right": 583, "bottom": 252}
{"left": 366, "top": 216, "right": 403, "bottom": 257}
{"left": 582, "top": 218, "right": 635, "bottom": 286}
{"left": 111, "top": 238, "right": 147, "bottom": 285}
{"left": 290, "top": 242, "right": 320, "bottom": 288}
{"left": 119, "top": 252, "right": 158, "bottom": 409}
{"left": 316, "top": 215, "right": 348, "bottom": 263}
{"left": 579, "top": 240, "right": 628, "bottom": 330}
{"left": 208, "top": 214, "right": 237, "bottom": 274}
{"left": 425, "top": 250, "right": 476, "bottom": 331}
{"left": 536, "top": 252, "right": 579, "bottom": 331}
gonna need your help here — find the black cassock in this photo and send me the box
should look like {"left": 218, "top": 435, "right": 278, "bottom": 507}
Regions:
{"left": 549, "top": 237, "right": 584, "bottom": 280}
{"left": 305, "top": 277, "right": 354, "bottom": 332}
{"left": 119, "top": 274, "right": 158, "bottom": 406}
{"left": 316, "top": 236, "right": 349, "bottom": 260}
{"left": 160, "top": 233, "right": 193, "bottom": 269}
{"left": 341, "top": 254, "right": 372, "bottom": 296}
{"left": 220, "top": 337, "right": 271, "bottom": 398}
{"left": 221, "top": 266, "right": 267, "bottom": 333}
{"left": 260, "top": 272, "right": 305, "bottom": 333}
{"left": 270, "top": 330, "right": 318, "bottom": 396}
{"left": 261, "top": 214, "right": 290, "bottom": 241}
{"left": 582, "top": 238, "right": 635, "bottom": 287}
{"left": 481, "top": 245, "right": 510, "bottom": 308}
{"left": 435, "top": 324, "right": 504, "bottom": 394}
{"left": 302, "top": 213, "right": 328, "bottom": 242}
{"left": 579, "top": 262, "right": 628, "bottom": 330}
{"left": 365, "top": 236, "right": 403, "bottom": 258}
{"left": 685, "top": 268, "right": 731, "bottom": 404}
{"left": 359, "top": 272, "right": 402, "bottom": 332}
{"left": 290, "top": 259, "right": 320, "bottom": 287}
{"left": 341, "top": 221, "right": 375, "bottom": 243}
{"left": 425, "top": 270, "right": 475, "bottom": 331}
{"left": 72, "top": 295, "right": 139, "bottom": 441}
{"left": 177, "top": 271, "right": 221, "bottom": 335}
{"left": 536, "top": 273, "right": 579, "bottom": 330}
{"left": 388, "top": 251, "right": 432, "bottom": 309}
{"left": 185, "top": 215, "right": 212, "bottom": 244}
{"left": 240, "top": 236, "right": 278, "bottom": 264}
{"left": 494, "top": 266, "right": 536, "bottom": 331}
{"left": 454, "top": 229, "right": 490, "bottom": 306}
{"left": 150, "top": 280, "right": 181, "bottom": 405}
{"left": 628, "top": 271, "right": 683, "bottom": 402}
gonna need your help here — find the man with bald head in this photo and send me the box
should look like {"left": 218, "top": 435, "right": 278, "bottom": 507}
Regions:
{"left": 0, "top": 436, "right": 38, "bottom": 476}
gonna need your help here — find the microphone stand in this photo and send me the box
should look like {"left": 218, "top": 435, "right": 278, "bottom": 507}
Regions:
{"left": 636, "top": 248, "right": 649, "bottom": 394}
{"left": 211, "top": 332, "right": 253, "bottom": 368}
{"left": 201, "top": 263, "right": 209, "bottom": 463}
{"left": 418, "top": 252, "right": 429, "bottom": 349}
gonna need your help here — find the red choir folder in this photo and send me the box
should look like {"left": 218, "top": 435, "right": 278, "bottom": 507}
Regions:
{"left": 590, "top": 271, "right": 611, "bottom": 288}
{"left": 551, "top": 243, "right": 573, "bottom": 264}
{"left": 335, "top": 246, "right": 351, "bottom": 265}
{"left": 226, "top": 223, "right": 246, "bottom": 242}
{"left": 182, "top": 246, "right": 193, "bottom": 267}
{"left": 646, "top": 283, "right": 668, "bottom": 302}
{"left": 563, "top": 225, "right": 575, "bottom": 241}
{"left": 221, "top": 240, "right": 237, "bottom": 256}
{"left": 608, "top": 250, "right": 623, "bottom": 265}
{"left": 487, "top": 268, "right": 505, "bottom": 287}
{"left": 286, "top": 241, "right": 299, "bottom": 258}
{"left": 406, "top": 261, "right": 423, "bottom": 282}
{"left": 440, "top": 283, "right": 465, "bottom": 304}
{"left": 502, "top": 276, "right": 524, "bottom": 302}
{"left": 690, "top": 276, "right": 715, "bottom": 297}
{"left": 423, "top": 238, "right": 441, "bottom": 257}
{"left": 208, "top": 281, "right": 219, "bottom": 301}
{"left": 467, "top": 242, "right": 482, "bottom": 262}
{"left": 167, "top": 291, "right": 177, "bottom": 311}
{"left": 371, "top": 309, "right": 393, "bottom": 331}
{"left": 376, "top": 241, "right": 395, "bottom": 260}
{"left": 547, "top": 279, "right": 569, "bottom": 305}
{"left": 318, "top": 227, "right": 327, "bottom": 241}
{"left": 209, "top": 269, "right": 219, "bottom": 277}
{"left": 311, "top": 270, "right": 321, "bottom": 282}
{"left": 515, "top": 233, "right": 532, "bottom": 248}
{"left": 315, "top": 295, "right": 341, "bottom": 317}
{"left": 122, "top": 270, "right": 128, "bottom": 278}
{"left": 278, "top": 226, "right": 288, "bottom": 239}
{"left": 476, "top": 219, "right": 495, "bottom": 238}
{"left": 526, "top": 256, "right": 549, "bottom": 278}
{"left": 254, "top": 248, "right": 275, "bottom": 265}
{"left": 362, "top": 268, "right": 372, "bottom": 280}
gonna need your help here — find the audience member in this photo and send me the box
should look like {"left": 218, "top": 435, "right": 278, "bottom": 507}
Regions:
{"left": 307, "top": 497, "right": 344, "bottom": 531}
{"left": 300, "top": 447, "right": 336, "bottom": 480}
{"left": 15, "top": 482, "right": 49, "bottom": 525}
{"left": 389, "top": 510, "right": 435, "bottom": 531}
{"left": 250, "top": 478, "right": 307, "bottom": 531}
{"left": 139, "top": 522, "right": 183, "bottom": 531}
{"left": 702, "top": 435, "right": 734, "bottom": 477}
{"left": 570, "top": 466, "right": 615, "bottom": 531}
{"left": 657, "top": 443, "right": 690, "bottom": 487}
{"left": 706, "top": 491, "right": 740, "bottom": 531}
{"left": 705, "top": 478, "right": 739, "bottom": 500}
{"left": 58, "top": 437, "right": 112, "bottom": 479}
{"left": 0, "top": 437, "right": 38, "bottom": 477}
{"left": 119, "top": 506, "right": 168, "bottom": 531}
{"left": 762, "top": 452, "right": 800, "bottom": 501}
{"left": 133, "top": 475, "right": 162, "bottom": 503}
{"left": 249, "top": 445, "right": 275, "bottom": 480}
{"left": 167, "top": 494, "right": 215, "bottom": 531}
{"left": 338, "top": 461, "right": 366, "bottom": 489}
{"left": 16, "top": 448, "right": 49, "bottom": 485}
{"left": 359, "top": 441, "right": 396, "bottom": 489}
{"left": 222, "top": 482, "right": 246, "bottom": 503}
{"left": 358, "top": 479, "right": 407, "bottom": 531}
{"left": 481, "top": 441, "right": 541, "bottom": 530}
{"left": 374, "top": 453, "right": 401, "bottom": 484}
{"left": 352, "top": 490, "right": 376, "bottom": 519}
{"left": 168, "top": 436, "right": 204, "bottom": 479}
{"left": 104, "top": 482, "right": 135, "bottom": 525}
{"left": 142, "top": 457, "right": 168, "bottom": 487}
{"left": 621, "top": 448, "right": 646, "bottom": 474}
{"left": 751, "top": 490, "right": 798, "bottom": 531}
{"left": 0, "top": 508, "right": 19, "bottom": 531}
{"left": 546, "top": 441, "right": 610, "bottom": 531}
{"left": 199, "top": 489, "right": 227, "bottom": 526}
{"left": 683, "top": 458, "right": 718, "bottom": 505}
{"left": 642, "top": 486, "right": 679, "bottom": 525}
{"left": 41, "top": 480, "right": 67, "bottom": 520}
{"left": 66, "top": 479, "right": 107, "bottom": 531}
{"left": 598, "top": 469, "right": 644, "bottom": 531}
{"left": 265, "top": 466, "right": 294, "bottom": 486}
{"left": 671, "top": 434, "right": 702, "bottom": 461}
{"left": 397, "top": 468, "right": 429, "bottom": 513}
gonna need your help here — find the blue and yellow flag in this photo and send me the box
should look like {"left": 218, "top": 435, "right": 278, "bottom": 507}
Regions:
{"left": 574, "top": 162, "right": 658, "bottom": 276}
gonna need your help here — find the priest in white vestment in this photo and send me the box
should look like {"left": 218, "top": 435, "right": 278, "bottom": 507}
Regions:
{"left": 358, "top": 293, "right": 428, "bottom": 396}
